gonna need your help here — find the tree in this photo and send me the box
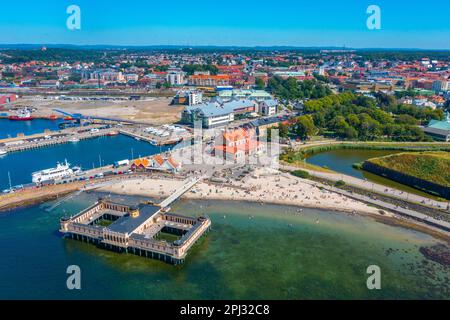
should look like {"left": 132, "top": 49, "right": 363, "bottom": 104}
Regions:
{"left": 182, "top": 64, "right": 218, "bottom": 75}
{"left": 343, "top": 126, "right": 358, "bottom": 139}
{"left": 396, "top": 114, "right": 419, "bottom": 125}
{"left": 255, "top": 78, "right": 265, "bottom": 90}
{"left": 347, "top": 113, "right": 360, "bottom": 128}
{"left": 278, "top": 123, "right": 290, "bottom": 138}
{"left": 68, "top": 73, "right": 82, "bottom": 82}
{"left": 267, "top": 77, "right": 332, "bottom": 100}
{"left": 329, "top": 116, "right": 350, "bottom": 138}
{"left": 295, "top": 115, "right": 316, "bottom": 140}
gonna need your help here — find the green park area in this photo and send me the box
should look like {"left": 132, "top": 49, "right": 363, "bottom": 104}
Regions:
{"left": 365, "top": 152, "right": 450, "bottom": 187}
{"left": 363, "top": 152, "right": 450, "bottom": 198}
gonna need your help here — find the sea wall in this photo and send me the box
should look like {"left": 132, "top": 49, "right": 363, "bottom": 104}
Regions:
{"left": 362, "top": 161, "right": 450, "bottom": 200}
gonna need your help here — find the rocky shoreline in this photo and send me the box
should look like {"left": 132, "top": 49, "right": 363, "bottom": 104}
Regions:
{"left": 420, "top": 244, "right": 450, "bottom": 267}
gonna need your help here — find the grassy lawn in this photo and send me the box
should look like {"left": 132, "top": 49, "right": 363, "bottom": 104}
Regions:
{"left": 155, "top": 232, "right": 180, "bottom": 243}
{"left": 95, "top": 219, "right": 114, "bottom": 227}
{"left": 366, "top": 152, "right": 450, "bottom": 188}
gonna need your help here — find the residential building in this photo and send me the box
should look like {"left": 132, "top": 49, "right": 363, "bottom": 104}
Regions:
{"left": 432, "top": 80, "right": 449, "bottom": 93}
{"left": 166, "top": 70, "right": 186, "bottom": 86}
{"left": 188, "top": 74, "right": 230, "bottom": 87}
{"left": 83, "top": 69, "right": 125, "bottom": 83}
{"left": 172, "top": 90, "right": 203, "bottom": 106}
{"left": 124, "top": 73, "right": 139, "bottom": 83}
{"left": 259, "top": 99, "right": 278, "bottom": 116}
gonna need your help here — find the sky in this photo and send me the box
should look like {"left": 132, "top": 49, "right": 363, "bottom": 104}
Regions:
{"left": 0, "top": 0, "right": 449, "bottom": 49}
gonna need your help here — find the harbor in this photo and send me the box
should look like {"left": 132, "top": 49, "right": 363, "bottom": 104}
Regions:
{"left": 0, "top": 118, "right": 191, "bottom": 155}
{"left": 0, "top": 133, "right": 170, "bottom": 191}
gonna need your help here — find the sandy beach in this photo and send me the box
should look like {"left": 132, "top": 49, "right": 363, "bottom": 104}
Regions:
{"left": 99, "top": 168, "right": 388, "bottom": 216}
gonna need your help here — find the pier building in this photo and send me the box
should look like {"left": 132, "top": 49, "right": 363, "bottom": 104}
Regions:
{"left": 59, "top": 199, "right": 211, "bottom": 265}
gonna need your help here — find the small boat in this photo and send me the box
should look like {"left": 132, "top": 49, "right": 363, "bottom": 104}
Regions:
{"left": 107, "top": 131, "right": 119, "bottom": 136}
{"left": 69, "top": 137, "right": 80, "bottom": 143}
{"left": 135, "top": 137, "right": 141, "bottom": 141}
{"left": 0, "top": 149, "right": 7, "bottom": 156}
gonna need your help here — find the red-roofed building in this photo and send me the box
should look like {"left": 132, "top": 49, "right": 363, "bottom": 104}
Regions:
{"left": 131, "top": 153, "right": 181, "bottom": 173}
{"left": 214, "top": 127, "right": 263, "bottom": 162}
{"left": 0, "top": 94, "right": 18, "bottom": 105}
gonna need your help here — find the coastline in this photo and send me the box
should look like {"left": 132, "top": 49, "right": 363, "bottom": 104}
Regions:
{"left": 2, "top": 170, "right": 449, "bottom": 241}
{"left": 94, "top": 188, "right": 450, "bottom": 243}
{"left": 95, "top": 169, "right": 450, "bottom": 241}
{"left": 98, "top": 168, "right": 386, "bottom": 216}
{"left": 0, "top": 182, "right": 86, "bottom": 212}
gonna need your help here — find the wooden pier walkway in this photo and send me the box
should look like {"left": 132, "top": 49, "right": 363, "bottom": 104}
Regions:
{"left": 159, "top": 176, "right": 203, "bottom": 208}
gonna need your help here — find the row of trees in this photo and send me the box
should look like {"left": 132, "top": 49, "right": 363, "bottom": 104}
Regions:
{"left": 267, "top": 77, "right": 332, "bottom": 100}
{"left": 182, "top": 64, "right": 218, "bottom": 75}
{"left": 276, "top": 92, "right": 444, "bottom": 142}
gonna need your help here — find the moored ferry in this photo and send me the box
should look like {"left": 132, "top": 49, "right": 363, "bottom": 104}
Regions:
{"left": 31, "top": 160, "right": 79, "bottom": 184}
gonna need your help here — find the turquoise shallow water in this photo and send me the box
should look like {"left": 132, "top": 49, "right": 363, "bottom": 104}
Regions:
{"left": 0, "top": 192, "right": 448, "bottom": 300}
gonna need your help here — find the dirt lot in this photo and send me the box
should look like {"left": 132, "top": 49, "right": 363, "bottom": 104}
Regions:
{"left": 16, "top": 97, "right": 184, "bottom": 125}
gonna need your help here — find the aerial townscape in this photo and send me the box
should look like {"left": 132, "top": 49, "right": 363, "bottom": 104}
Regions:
{"left": 0, "top": 1, "right": 449, "bottom": 304}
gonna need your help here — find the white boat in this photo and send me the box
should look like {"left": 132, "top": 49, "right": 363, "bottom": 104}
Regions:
{"left": 32, "top": 160, "right": 74, "bottom": 184}
{"left": 69, "top": 137, "right": 80, "bottom": 143}
{"left": 0, "top": 149, "right": 7, "bottom": 156}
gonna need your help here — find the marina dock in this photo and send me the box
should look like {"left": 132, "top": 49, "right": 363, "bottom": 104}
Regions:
{"left": 0, "top": 127, "right": 118, "bottom": 153}
{"left": 119, "top": 129, "right": 184, "bottom": 146}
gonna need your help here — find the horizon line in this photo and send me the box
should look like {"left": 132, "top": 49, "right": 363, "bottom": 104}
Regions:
{"left": 1, "top": 44, "right": 450, "bottom": 52}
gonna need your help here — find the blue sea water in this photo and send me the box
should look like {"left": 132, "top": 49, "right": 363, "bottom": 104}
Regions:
{"left": 0, "top": 118, "right": 64, "bottom": 139}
